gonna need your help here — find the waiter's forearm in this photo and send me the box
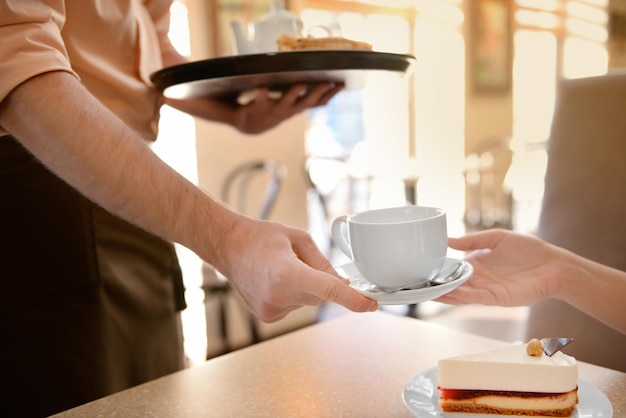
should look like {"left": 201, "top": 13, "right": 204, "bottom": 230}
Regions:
{"left": 0, "top": 70, "right": 233, "bottom": 265}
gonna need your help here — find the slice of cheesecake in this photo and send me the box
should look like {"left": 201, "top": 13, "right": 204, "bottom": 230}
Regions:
{"left": 437, "top": 340, "right": 578, "bottom": 417}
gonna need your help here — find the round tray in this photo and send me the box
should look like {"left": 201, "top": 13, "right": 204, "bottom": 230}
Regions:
{"left": 150, "top": 50, "right": 416, "bottom": 99}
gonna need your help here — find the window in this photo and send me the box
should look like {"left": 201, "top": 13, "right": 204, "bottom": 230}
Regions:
{"left": 507, "top": 0, "right": 608, "bottom": 232}
{"left": 512, "top": 0, "right": 608, "bottom": 151}
{"left": 297, "top": 2, "right": 413, "bottom": 198}
{"left": 297, "top": 0, "right": 467, "bottom": 242}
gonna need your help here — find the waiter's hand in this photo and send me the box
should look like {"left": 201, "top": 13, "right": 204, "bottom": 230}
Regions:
{"left": 165, "top": 82, "right": 343, "bottom": 135}
{"left": 231, "top": 83, "right": 343, "bottom": 134}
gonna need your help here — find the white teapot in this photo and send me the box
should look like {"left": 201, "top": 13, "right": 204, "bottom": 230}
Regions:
{"left": 229, "top": 0, "right": 303, "bottom": 55}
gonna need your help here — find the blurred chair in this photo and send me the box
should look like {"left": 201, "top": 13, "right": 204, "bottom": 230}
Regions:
{"left": 221, "top": 159, "right": 286, "bottom": 220}
{"left": 202, "top": 159, "right": 286, "bottom": 358}
{"left": 463, "top": 136, "right": 514, "bottom": 231}
{"left": 302, "top": 155, "right": 355, "bottom": 258}
{"left": 525, "top": 71, "right": 626, "bottom": 372}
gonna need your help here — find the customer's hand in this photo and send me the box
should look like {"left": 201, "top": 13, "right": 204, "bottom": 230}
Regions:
{"left": 435, "top": 229, "right": 626, "bottom": 333}
{"left": 435, "top": 229, "right": 562, "bottom": 307}
{"left": 207, "top": 212, "right": 378, "bottom": 322}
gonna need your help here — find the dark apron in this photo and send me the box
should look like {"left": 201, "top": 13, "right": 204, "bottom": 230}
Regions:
{"left": 0, "top": 135, "right": 186, "bottom": 417}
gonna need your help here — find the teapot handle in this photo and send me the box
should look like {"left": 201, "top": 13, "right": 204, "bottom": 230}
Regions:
{"left": 330, "top": 215, "right": 353, "bottom": 258}
{"left": 269, "top": 0, "right": 286, "bottom": 12}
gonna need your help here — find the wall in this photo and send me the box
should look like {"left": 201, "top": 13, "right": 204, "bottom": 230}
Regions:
{"left": 194, "top": 115, "right": 309, "bottom": 230}
{"left": 465, "top": 95, "right": 513, "bottom": 154}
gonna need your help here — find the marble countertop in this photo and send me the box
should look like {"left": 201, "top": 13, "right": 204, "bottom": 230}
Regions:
{"left": 54, "top": 311, "right": 626, "bottom": 417}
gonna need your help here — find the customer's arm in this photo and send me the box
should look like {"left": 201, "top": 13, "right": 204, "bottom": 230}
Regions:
{"left": 436, "top": 229, "right": 626, "bottom": 334}
{"left": 0, "top": 71, "right": 377, "bottom": 321}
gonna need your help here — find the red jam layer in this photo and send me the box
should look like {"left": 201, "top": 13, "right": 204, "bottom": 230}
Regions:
{"left": 438, "top": 387, "right": 574, "bottom": 400}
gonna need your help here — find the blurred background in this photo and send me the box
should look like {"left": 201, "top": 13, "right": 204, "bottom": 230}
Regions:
{"left": 151, "top": 0, "right": 626, "bottom": 364}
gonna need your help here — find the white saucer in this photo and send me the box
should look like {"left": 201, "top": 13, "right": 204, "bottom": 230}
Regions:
{"left": 402, "top": 367, "right": 613, "bottom": 417}
{"left": 336, "top": 257, "right": 473, "bottom": 305}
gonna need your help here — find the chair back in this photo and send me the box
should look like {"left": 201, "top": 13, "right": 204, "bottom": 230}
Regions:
{"left": 525, "top": 71, "right": 626, "bottom": 372}
{"left": 463, "top": 136, "right": 514, "bottom": 231}
{"left": 221, "top": 159, "right": 286, "bottom": 220}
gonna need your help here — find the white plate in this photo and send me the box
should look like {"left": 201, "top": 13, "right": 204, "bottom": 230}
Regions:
{"left": 336, "top": 257, "right": 473, "bottom": 305}
{"left": 402, "top": 367, "right": 613, "bottom": 417}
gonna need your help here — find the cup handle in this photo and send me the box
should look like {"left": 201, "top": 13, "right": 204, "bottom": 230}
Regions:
{"left": 330, "top": 215, "right": 352, "bottom": 258}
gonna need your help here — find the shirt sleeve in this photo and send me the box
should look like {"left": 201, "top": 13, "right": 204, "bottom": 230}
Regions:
{"left": 0, "top": 0, "right": 79, "bottom": 103}
{"left": 145, "top": 0, "right": 187, "bottom": 68}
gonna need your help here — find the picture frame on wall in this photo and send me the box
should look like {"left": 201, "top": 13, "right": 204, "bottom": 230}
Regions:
{"left": 469, "top": 0, "right": 512, "bottom": 92}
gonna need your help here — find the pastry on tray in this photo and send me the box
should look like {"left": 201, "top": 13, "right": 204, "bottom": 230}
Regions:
{"left": 277, "top": 35, "right": 372, "bottom": 51}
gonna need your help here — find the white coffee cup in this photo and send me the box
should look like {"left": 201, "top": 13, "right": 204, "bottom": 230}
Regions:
{"left": 331, "top": 206, "right": 448, "bottom": 290}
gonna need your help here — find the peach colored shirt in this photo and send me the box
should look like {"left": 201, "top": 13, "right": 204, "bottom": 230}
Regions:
{"left": 0, "top": 0, "right": 180, "bottom": 140}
